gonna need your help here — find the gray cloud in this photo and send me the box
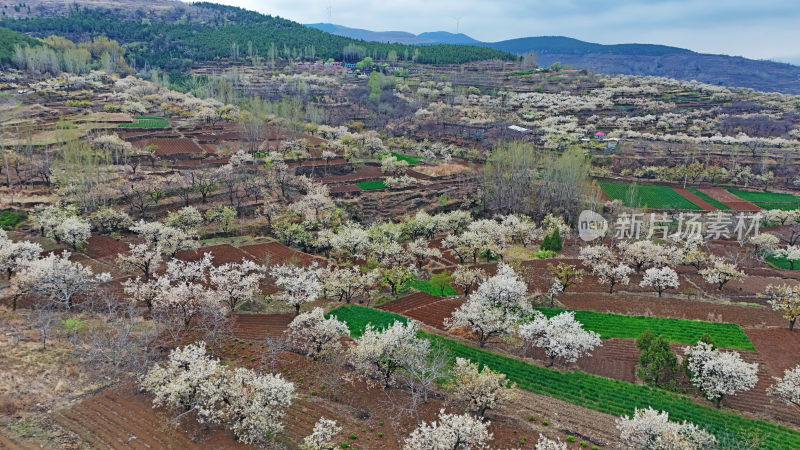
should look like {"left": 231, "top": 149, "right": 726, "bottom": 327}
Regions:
{"left": 201, "top": 0, "right": 800, "bottom": 60}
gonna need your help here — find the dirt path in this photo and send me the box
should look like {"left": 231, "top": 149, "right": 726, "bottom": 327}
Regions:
{"left": 673, "top": 187, "right": 717, "bottom": 210}
{"left": 699, "top": 187, "right": 761, "bottom": 211}
{"left": 0, "top": 433, "right": 25, "bottom": 450}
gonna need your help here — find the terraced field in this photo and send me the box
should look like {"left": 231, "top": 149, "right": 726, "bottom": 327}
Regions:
{"left": 728, "top": 189, "right": 800, "bottom": 210}
{"left": 534, "top": 308, "right": 754, "bottom": 350}
{"left": 597, "top": 181, "right": 701, "bottom": 209}
{"left": 118, "top": 115, "right": 169, "bottom": 128}
{"left": 330, "top": 306, "right": 800, "bottom": 449}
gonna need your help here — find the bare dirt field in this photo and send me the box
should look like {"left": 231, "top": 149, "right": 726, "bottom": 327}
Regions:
{"left": 699, "top": 187, "right": 761, "bottom": 211}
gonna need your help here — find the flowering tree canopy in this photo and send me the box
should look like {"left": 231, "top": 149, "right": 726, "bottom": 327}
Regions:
{"left": 286, "top": 307, "right": 349, "bottom": 359}
{"left": 616, "top": 407, "right": 716, "bottom": 450}
{"left": 451, "top": 357, "right": 516, "bottom": 417}
{"left": 519, "top": 311, "right": 602, "bottom": 367}
{"left": 403, "top": 409, "right": 492, "bottom": 450}
{"left": 683, "top": 341, "right": 758, "bottom": 408}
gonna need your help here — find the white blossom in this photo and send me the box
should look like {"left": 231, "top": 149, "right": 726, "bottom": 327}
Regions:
{"left": 348, "top": 320, "right": 430, "bottom": 388}
{"left": 451, "top": 358, "right": 516, "bottom": 417}
{"left": 640, "top": 266, "right": 680, "bottom": 297}
{"left": 403, "top": 409, "right": 491, "bottom": 450}
{"left": 446, "top": 264, "right": 530, "bottom": 347}
{"left": 271, "top": 263, "right": 323, "bottom": 314}
{"left": 767, "top": 365, "right": 800, "bottom": 411}
{"left": 683, "top": 341, "right": 758, "bottom": 407}
{"left": 616, "top": 407, "right": 717, "bottom": 449}
{"left": 300, "top": 418, "right": 342, "bottom": 450}
{"left": 519, "top": 311, "right": 602, "bottom": 366}
{"left": 286, "top": 307, "right": 349, "bottom": 359}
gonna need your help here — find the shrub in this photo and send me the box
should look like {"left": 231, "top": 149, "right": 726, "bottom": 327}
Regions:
{"left": 567, "top": 436, "right": 576, "bottom": 442}
{"left": 540, "top": 228, "right": 562, "bottom": 252}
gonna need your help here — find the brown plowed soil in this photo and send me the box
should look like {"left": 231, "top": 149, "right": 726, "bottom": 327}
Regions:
{"left": 673, "top": 187, "right": 717, "bottom": 210}
{"left": 379, "top": 292, "right": 462, "bottom": 329}
{"left": 175, "top": 244, "right": 255, "bottom": 266}
{"left": 232, "top": 313, "right": 294, "bottom": 341}
{"left": 239, "top": 242, "right": 325, "bottom": 267}
{"left": 699, "top": 187, "right": 761, "bottom": 211}
{"left": 53, "top": 382, "right": 242, "bottom": 450}
{"left": 559, "top": 292, "right": 785, "bottom": 328}
{"left": 746, "top": 328, "right": 800, "bottom": 374}
{"left": 319, "top": 166, "right": 382, "bottom": 183}
{"left": 133, "top": 138, "right": 206, "bottom": 157}
{"left": 0, "top": 433, "right": 24, "bottom": 450}
{"left": 84, "top": 235, "right": 129, "bottom": 260}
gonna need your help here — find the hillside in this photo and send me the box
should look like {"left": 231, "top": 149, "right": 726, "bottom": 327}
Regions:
{"left": 0, "top": 26, "right": 45, "bottom": 65}
{"left": 307, "top": 23, "right": 800, "bottom": 93}
{"left": 0, "top": 2, "right": 516, "bottom": 69}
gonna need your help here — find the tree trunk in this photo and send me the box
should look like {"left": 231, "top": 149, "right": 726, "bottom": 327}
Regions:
{"left": 790, "top": 318, "right": 796, "bottom": 331}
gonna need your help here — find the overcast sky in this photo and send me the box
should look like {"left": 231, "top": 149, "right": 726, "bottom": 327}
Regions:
{"left": 203, "top": 0, "right": 800, "bottom": 64}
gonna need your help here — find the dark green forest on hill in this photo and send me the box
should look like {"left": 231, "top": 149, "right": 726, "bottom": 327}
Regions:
{"left": 0, "top": 26, "right": 45, "bottom": 64}
{"left": 0, "top": 3, "right": 516, "bottom": 69}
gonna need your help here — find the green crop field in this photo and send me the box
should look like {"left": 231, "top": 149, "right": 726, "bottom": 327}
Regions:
{"left": 766, "top": 254, "right": 800, "bottom": 270}
{"left": 597, "top": 181, "right": 701, "bottom": 210}
{"left": 119, "top": 116, "right": 169, "bottom": 129}
{"left": 389, "top": 152, "right": 426, "bottom": 165}
{"left": 400, "top": 275, "right": 459, "bottom": 297}
{"left": 728, "top": 189, "right": 800, "bottom": 204}
{"left": 754, "top": 202, "right": 800, "bottom": 211}
{"left": 686, "top": 187, "right": 730, "bottom": 210}
{"left": 355, "top": 180, "right": 387, "bottom": 190}
{"left": 0, "top": 209, "right": 27, "bottom": 230}
{"left": 534, "top": 308, "right": 753, "bottom": 349}
{"left": 330, "top": 305, "right": 800, "bottom": 448}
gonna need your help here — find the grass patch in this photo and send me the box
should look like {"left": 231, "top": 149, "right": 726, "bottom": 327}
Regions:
{"left": 330, "top": 306, "right": 800, "bottom": 448}
{"left": 400, "top": 275, "right": 459, "bottom": 297}
{"left": 686, "top": 187, "right": 730, "bottom": 210}
{"left": 597, "top": 181, "right": 701, "bottom": 210}
{"left": 727, "top": 189, "right": 800, "bottom": 204}
{"left": 534, "top": 308, "right": 753, "bottom": 350}
{"left": 0, "top": 209, "right": 27, "bottom": 230}
{"left": 765, "top": 254, "right": 800, "bottom": 270}
{"left": 119, "top": 115, "right": 169, "bottom": 129}
{"left": 356, "top": 180, "right": 387, "bottom": 190}
{"left": 389, "top": 152, "right": 425, "bottom": 165}
{"left": 753, "top": 202, "right": 800, "bottom": 211}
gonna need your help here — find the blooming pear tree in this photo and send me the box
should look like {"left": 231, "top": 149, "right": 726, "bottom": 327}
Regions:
{"left": 348, "top": 320, "right": 430, "bottom": 388}
{"left": 0, "top": 230, "right": 42, "bottom": 280}
{"left": 139, "top": 342, "right": 295, "bottom": 446}
{"left": 765, "top": 284, "right": 800, "bottom": 331}
{"left": 593, "top": 262, "right": 634, "bottom": 294}
{"left": 451, "top": 265, "right": 487, "bottom": 295}
{"left": 116, "top": 242, "right": 162, "bottom": 281}
{"left": 151, "top": 253, "right": 219, "bottom": 329}
{"left": 54, "top": 216, "right": 91, "bottom": 249}
{"left": 519, "top": 311, "right": 602, "bottom": 367}
{"left": 130, "top": 220, "right": 197, "bottom": 256}
{"left": 209, "top": 259, "right": 265, "bottom": 311}
{"left": 300, "top": 418, "right": 342, "bottom": 450}
{"left": 12, "top": 251, "right": 110, "bottom": 310}
{"left": 534, "top": 435, "right": 567, "bottom": 450}
{"left": 324, "top": 265, "right": 379, "bottom": 304}
{"left": 403, "top": 409, "right": 492, "bottom": 450}
{"left": 330, "top": 222, "right": 371, "bottom": 263}
{"left": 775, "top": 245, "right": 800, "bottom": 270}
{"left": 618, "top": 240, "right": 667, "bottom": 272}
{"left": 271, "top": 263, "right": 323, "bottom": 314}
{"left": 683, "top": 341, "right": 759, "bottom": 408}
{"left": 640, "top": 266, "right": 680, "bottom": 297}
{"left": 749, "top": 233, "right": 780, "bottom": 256}
{"left": 450, "top": 357, "right": 516, "bottom": 417}
{"left": 699, "top": 258, "right": 745, "bottom": 290}
{"left": 286, "top": 307, "right": 349, "bottom": 359}
{"left": 446, "top": 264, "right": 531, "bottom": 347}
{"left": 616, "top": 407, "right": 717, "bottom": 449}
{"left": 407, "top": 238, "right": 442, "bottom": 269}
{"left": 165, "top": 206, "right": 204, "bottom": 233}
{"left": 767, "top": 365, "right": 800, "bottom": 412}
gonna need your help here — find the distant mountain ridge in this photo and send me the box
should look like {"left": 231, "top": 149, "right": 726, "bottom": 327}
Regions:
{"left": 305, "top": 23, "right": 800, "bottom": 94}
